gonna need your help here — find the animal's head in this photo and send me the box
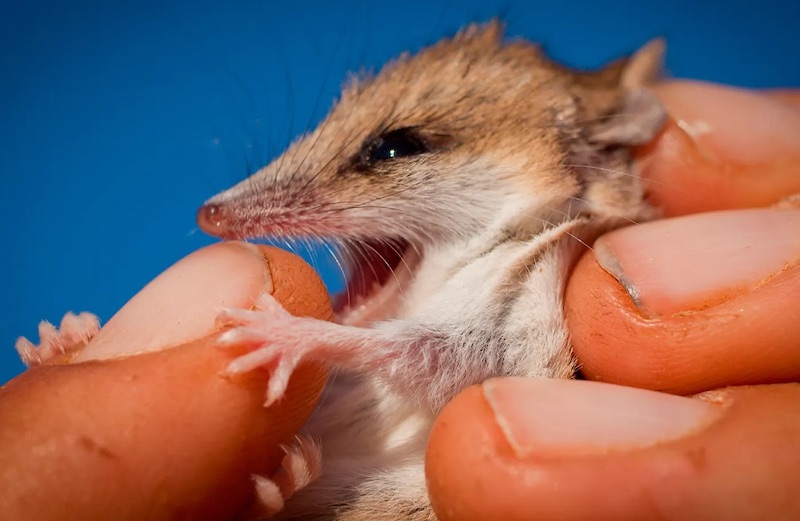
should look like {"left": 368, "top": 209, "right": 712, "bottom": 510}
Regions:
{"left": 198, "top": 21, "right": 665, "bottom": 247}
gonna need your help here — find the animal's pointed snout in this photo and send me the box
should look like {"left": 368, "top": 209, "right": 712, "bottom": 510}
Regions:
{"left": 196, "top": 202, "right": 232, "bottom": 238}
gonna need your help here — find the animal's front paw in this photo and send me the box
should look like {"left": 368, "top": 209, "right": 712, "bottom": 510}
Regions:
{"left": 15, "top": 311, "right": 100, "bottom": 366}
{"left": 216, "top": 294, "right": 322, "bottom": 406}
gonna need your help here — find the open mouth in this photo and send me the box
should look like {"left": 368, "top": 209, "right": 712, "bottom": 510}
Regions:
{"left": 332, "top": 239, "right": 421, "bottom": 327}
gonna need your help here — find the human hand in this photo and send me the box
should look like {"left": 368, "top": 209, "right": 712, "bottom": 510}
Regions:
{"left": 426, "top": 81, "right": 800, "bottom": 520}
{"left": 0, "top": 242, "right": 331, "bottom": 520}
{"left": 4, "top": 82, "right": 797, "bottom": 521}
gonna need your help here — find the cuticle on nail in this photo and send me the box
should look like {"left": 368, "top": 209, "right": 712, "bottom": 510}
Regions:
{"left": 593, "top": 240, "right": 647, "bottom": 313}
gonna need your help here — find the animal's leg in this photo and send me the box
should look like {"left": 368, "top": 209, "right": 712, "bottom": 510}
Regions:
{"left": 215, "top": 221, "right": 585, "bottom": 411}
{"left": 215, "top": 293, "right": 426, "bottom": 406}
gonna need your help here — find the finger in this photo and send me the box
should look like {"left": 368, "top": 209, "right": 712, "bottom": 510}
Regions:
{"left": 80, "top": 242, "right": 332, "bottom": 361}
{"left": 636, "top": 81, "right": 800, "bottom": 216}
{"left": 427, "top": 378, "right": 800, "bottom": 521}
{"left": 765, "top": 89, "right": 800, "bottom": 107}
{"left": 565, "top": 208, "right": 800, "bottom": 394}
{"left": 0, "top": 242, "right": 331, "bottom": 521}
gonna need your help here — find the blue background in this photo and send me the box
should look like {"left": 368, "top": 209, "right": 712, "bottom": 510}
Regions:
{"left": 2, "top": 0, "right": 798, "bottom": 382}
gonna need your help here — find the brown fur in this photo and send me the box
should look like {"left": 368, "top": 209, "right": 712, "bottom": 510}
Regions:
{"left": 203, "top": 20, "right": 664, "bottom": 245}
{"left": 204, "top": 21, "right": 666, "bottom": 521}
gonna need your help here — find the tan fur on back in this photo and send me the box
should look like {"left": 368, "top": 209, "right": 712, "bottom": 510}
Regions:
{"left": 207, "top": 21, "right": 666, "bottom": 521}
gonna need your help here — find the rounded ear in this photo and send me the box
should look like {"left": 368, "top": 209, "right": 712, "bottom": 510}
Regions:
{"left": 588, "top": 39, "right": 668, "bottom": 146}
{"left": 589, "top": 88, "right": 667, "bottom": 146}
{"left": 621, "top": 38, "right": 666, "bottom": 88}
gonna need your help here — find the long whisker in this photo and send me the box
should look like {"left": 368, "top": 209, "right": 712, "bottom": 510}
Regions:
{"left": 281, "top": 16, "right": 352, "bottom": 191}
{"left": 563, "top": 231, "right": 593, "bottom": 252}
{"left": 322, "top": 240, "right": 352, "bottom": 311}
{"left": 359, "top": 240, "right": 406, "bottom": 301}
{"left": 294, "top": 107, "right": 390, "bottom": 200}
{"left": 381, "top": 237, "right": 414, "bottom": 286}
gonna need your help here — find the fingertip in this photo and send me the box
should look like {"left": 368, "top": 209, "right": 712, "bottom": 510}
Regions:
{"left": 427, "top": 385, "right": 520, "bottom": 521}
{"left": 636, "top": 81, "right": 800, "bottom": 216}
{"left": 75, "top": 241, "right": 276, "bottom": 362}
{"left": 427, "top": 378, "right": 720, "bottom": 521}
{"left": 1, "top": 242, "right": 332, "bottom": 520}
{"left": 256, "top": 245, "right": 333, "bottom": 323}
{"left": 592, "top": 209, "right": 800, "bottom": 318}
{"left": 565, "top": 228, "right": 800, "bottom": 393}
{"left": 0, "top": 334, "right": 327, "bottom": 521}
{"left": 652, "top": 81, "right": 800, "bottom": 166}
{"left": 765, "top": 89, "right": 800, "bottom": 108}
{"left": 428, "top": 379, "right": 800, "bottom": 521}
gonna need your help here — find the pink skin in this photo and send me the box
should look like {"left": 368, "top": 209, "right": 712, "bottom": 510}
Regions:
{"left": 251, "top": 435, "right": 323, "bottom": 517}
{"left": 217, "top": 292, "right": 401, "bottom": 407}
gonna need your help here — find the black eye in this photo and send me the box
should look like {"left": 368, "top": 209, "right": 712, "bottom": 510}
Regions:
{"left": 363, "top": 128, "right": 428, "bottom": 165}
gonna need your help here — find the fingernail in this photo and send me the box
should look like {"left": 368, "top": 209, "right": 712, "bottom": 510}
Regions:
{"left": 595, "top": 208, "right": 800, "bottom": 317}
{"left": 483, "top": 378, "right": 721, "bottom": 457}
{"left": 74, "top": 241, "right": 273, "bottom": 362}
{"left": 653, "top": 80, "right": 800, "bottom": 164}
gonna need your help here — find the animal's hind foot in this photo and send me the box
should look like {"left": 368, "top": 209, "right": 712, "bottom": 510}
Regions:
{"left": 251, "top": 434, "right": 323, "bottom": 517}
{"left": 15, "top": 311, "right": 100, "bottom": 366}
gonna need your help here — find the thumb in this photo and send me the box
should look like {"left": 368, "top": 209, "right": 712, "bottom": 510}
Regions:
{"left": 0, "top": 242, "right": 330, "bottom": 521}
{"left": 427, "top": 378, "right": 800, "bottom": 521}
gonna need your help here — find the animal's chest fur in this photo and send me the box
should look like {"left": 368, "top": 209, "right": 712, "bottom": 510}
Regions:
{"left": 397, "top": 230, "right": 570, "bottom": 331}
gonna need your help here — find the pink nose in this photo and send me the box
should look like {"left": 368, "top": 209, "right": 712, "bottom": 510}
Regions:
{"left": 196, "top": 203, "right": 232, "bottom": 237}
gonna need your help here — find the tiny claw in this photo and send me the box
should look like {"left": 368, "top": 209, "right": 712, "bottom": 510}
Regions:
{"left": 225, "top": 346, "right": 281, "bottom": 374}
{"left": 263, "top": 386, "right": 284, "bottom": 408}
{"left": 214, "top": 300, "right": 283, "bottom": 331}
{"left": 216, "top": 326, "right": 271, "bottom": 350}
{"left": 215, "top": 328, "right": 238, "bottom": 347}
{"left": 214, "top": 307, "right": 246, "bottom": 329}
{"left": 253, "top": 292, "right": 285, "bottom": 313}
{"left": 214, "top": 310, "right": 232, "bottom": 329}
{"left": 265, "top": 361, "right": 297, "bottom": 405}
